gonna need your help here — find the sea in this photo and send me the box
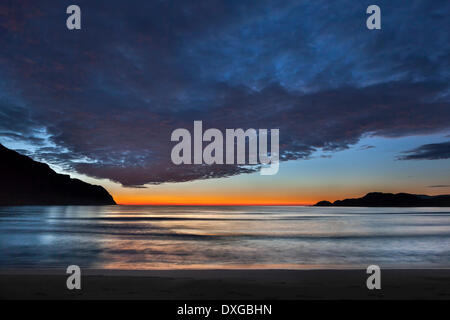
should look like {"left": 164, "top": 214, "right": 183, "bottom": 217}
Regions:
{"left": 0, "top": 205, "right": 449, "bottom": 269}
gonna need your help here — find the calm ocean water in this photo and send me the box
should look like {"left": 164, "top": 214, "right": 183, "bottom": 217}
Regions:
{"left": 0, "top": 206, "right": 449, "bottom": 269}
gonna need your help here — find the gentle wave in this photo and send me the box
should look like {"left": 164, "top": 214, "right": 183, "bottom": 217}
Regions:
{"left": 1, "top": 205, "right": 450, "bottom": 269}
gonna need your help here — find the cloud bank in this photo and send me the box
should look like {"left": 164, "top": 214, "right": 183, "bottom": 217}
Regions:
{"left": 0, "top": 0, "right": 449, "bottom": 186}
{"left": 400, "top": 142, "right": 450, "bottom": 160}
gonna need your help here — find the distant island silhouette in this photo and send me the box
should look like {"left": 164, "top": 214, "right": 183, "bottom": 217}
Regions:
{"left": 0, "top": 144, "right": 116, "bottom": 205}
{"left": 315, "top": 192, "right": 450, "bottom": 207}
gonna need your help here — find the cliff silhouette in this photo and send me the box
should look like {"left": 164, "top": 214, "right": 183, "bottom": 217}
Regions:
{"left": 0, "top": 144, "right": 116, "bottom": 205}
{"left": 314, "top": 192, "right": 450, "bottom": 207}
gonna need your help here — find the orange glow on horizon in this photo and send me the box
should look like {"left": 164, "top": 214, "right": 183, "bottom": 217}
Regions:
{"left": 113, "top": 194, "right": 315, "bottom": 206}
{"left": 117, "top": 201, "right": 314, "bottom": 206}
{"left": 108, "top": 179, "right": 444, "bottom": 207}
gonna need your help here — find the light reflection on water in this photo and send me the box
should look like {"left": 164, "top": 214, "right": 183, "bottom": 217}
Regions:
{"left": 0, "top": 206, "right": 449, "bottom": 269}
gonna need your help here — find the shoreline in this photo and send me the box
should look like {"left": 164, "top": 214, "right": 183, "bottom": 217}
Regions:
{"left": 1, "top": 266, "right": 450, "bottom": 274}
{"left": 1, "top": 268, "right": 449, "bottom": 300}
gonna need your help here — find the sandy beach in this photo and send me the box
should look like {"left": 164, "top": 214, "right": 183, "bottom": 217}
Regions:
{"left": 1, "top": 269, "right": 449, "bottom": 300}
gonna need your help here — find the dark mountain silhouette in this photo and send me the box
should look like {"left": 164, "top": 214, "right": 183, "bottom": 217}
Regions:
{"left": 0, "top": 144, "right": 116, "bottom": 205}
{"left": 314, "top": 192, "right": 450, "bottom": 207}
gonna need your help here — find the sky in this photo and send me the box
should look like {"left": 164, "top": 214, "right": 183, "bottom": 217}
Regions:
{"left": 0, "top": 0, "right": 449, "bottom": 205}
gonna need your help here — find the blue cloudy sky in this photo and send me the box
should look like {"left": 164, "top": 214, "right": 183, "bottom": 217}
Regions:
{"left": 0, "top": 0, "right": 449, "bottom": 204}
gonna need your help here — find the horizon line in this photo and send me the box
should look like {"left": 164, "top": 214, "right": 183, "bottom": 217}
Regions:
{"left": 116, "top": 203, "right": 315, "bottom": 206}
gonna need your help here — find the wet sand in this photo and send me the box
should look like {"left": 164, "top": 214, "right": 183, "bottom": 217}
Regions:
{"left": 0, "top": 269, "right": 449, "bottom": 300}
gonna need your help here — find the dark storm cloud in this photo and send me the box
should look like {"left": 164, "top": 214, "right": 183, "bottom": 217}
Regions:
{"left": 399, "top": 142, "right": 450, "bottom": 160}
{"left": 0, "top": 0, "right": 449, "bottom": 186}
